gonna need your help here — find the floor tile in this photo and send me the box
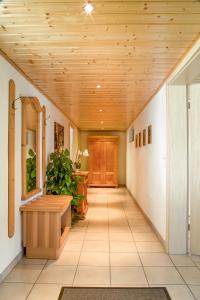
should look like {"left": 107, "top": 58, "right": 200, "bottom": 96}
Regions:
{"left": 109, "top": 232, "right": 133, "bottom": 241}
{"left": 178, "top": 267, "right": 200, "bottom": 285}
{"left": 18, "top": 257, "right": 47, "bottom": 265}
{"left": 144, "top": 267, "right": 184, "bottom": 285}
{"left": 27, "top": 284, "right": 62, "bottom": 300}
{"left": 36, "top": 265, "right": 76, "bottom": 285}
{"left": 110, "top": 241, "right": 137, "bottom": 253}
{"left": 82, "top": 240, "right": 109, "bottom": 252}
{"left": 131, "top": 226, "right": 153, "bottom": 233}
{"left": 111, "top": 267, "right": 147, "bottom": 286}
{"left": 67, "top": 232, "right": 85, "bottom": 241}
{"left": 0, "top": 283, "right": 33, "bottom": 300}
{"left": 84, "top": 232, "right": 109, "bottom": 241}
{"left": 189, "top": 285, "right": 200, "bottom": 299}
{"left": 63, "top": 241, "right": 83, "bottom": 252}
{"left": 133, "top": 232, "right": 158, "bottom": 242}
{"left": 136, "top": 242, "right": 164, "bottom": 253}
{"left": 140, "top": 253, "right": 173, "bottom": 267}
{"left": 47, "top": 251, "right": 80, "bottom": 266}
{"left": 110, "top": 253, "right": 141, "bottom": 267}
{"left": 79, "top": 252, "right": 109, "bottom": 266}
{"left": 74, "top": 266, "right": 110, "bottom": 285}
{"left": 170, "top": 255, "right": 195, "bottom": 267}
{"left": 4, "top": 265, "right": 43, "bottom": 283}
{"left": 166, "top": 285, "right": 195, "bottom": 300}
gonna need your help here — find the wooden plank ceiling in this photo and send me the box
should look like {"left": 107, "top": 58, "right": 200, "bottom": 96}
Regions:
{"left": 0, "top": 0, "right": 200, "bottom": 130}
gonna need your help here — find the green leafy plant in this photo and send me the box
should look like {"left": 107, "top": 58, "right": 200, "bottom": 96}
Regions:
{"left": 46, "top": 148, "right": 84, "bottom": 224}
{"left": 26, "top": 148, "right": 36, "bottom": 192}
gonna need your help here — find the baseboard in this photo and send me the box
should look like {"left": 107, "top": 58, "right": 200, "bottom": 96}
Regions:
{"left": 127, "top": 188, "right": 167, "bottom": 251}
{"left": 0, "top": 250, "right": 23, "bottom": 283}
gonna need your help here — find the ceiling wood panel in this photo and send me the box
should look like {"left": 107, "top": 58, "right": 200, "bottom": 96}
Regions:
{"left": 0, "top": 0, "right": 200, "bottom": 130}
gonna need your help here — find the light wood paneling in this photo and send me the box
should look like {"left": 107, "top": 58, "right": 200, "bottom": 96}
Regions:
{"left": 42, "top": 105, "right": 46, "bottom": 193}
{"left": 1, "top": 1, "right": 200, "bottom": 130}
{"left": 8, "top": 79, "right": 15, "bottom": 238}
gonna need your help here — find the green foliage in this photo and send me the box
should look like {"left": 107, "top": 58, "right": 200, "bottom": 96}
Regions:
{"left": 26, "top": 148, "right": 36, "bottom": 193}
{"left": 46, "top": 149, "right": 84, "bottom": 224}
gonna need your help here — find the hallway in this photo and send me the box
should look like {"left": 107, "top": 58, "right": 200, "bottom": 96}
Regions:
{"left": 0, "top": 188, "right": 200, "bottom": 299}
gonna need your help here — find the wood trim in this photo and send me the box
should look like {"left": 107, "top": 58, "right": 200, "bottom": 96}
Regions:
{"left": 8, "top": 79, "right": 15, "bottom": 238}
{"left": 42, "top": 106, "right": 46, "bottom": 193}
{"left": 21, "top": 97, "right": 42, "bottom": 200}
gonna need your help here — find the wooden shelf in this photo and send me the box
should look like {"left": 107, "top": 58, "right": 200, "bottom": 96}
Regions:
{"left": 74, "top": 171, "right": 89, "bottom": 217}
{"left": 20, "top": 195, "right": 72, "bottom": 259}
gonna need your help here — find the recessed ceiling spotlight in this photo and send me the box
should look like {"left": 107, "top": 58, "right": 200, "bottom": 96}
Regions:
{"left": 99, "top": 109, "right": 103, "bottom": 112}
{"left": 83, "top": 1, "right": 94, "bottom": 15}
{"left": 100, "top": 121, "right": 104, "bottom": 124}
{"left": 96, "top": 84, "right": 101, "bottom": 89}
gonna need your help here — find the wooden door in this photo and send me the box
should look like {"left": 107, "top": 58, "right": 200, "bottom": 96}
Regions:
{"left": 88, "top": 136, "right": 118, "bottom": 187}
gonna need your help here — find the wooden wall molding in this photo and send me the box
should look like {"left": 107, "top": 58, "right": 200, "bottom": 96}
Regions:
{"left": 8, "top": 79, "right": 15, "bottom": 238}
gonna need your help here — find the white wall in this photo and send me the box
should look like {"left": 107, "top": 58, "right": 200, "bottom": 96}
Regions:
{"left": 0, "top": 55, "right": 78, "bottom": 276}
{"left": 126, "top": 85, "right": 167, "bottom": 242}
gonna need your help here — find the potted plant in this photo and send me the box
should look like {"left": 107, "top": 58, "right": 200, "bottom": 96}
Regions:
{"left": 46, "top": 148, "right": 84, "bottom": 224}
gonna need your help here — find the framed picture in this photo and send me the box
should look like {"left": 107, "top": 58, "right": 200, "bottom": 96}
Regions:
{"left": 139, "top": 132, "right": 142, "bottom": 147}
{"left": 143, "top": 129, "right": 146, "bottom": 146}
{"left": 148, "top": 125, "right": 152, "bottom": 144}
{"left": 54, "top": 122, "right": 64, "bottom": 152}
{"left": 135, "top": 134, "right": 138, "bottom": 148}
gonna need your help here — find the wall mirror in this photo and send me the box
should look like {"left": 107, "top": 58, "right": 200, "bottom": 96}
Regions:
{"left": 21, "top": 97, "right": 42, "bottom": 200}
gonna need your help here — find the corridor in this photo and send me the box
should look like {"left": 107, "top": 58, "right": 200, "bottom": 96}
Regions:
{"left": 1, "top": 188, "right": 200, "bottom": 299}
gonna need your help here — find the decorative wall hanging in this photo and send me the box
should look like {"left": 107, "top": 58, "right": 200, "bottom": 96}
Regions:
{"left": 148, "top": 125, "right": 152, "bottom": 144}
{"left": 139, "top": 132, "right": 142, "bottom": 147}
{"left": 135, "top": 134, "right": 138, "bottom": 148}
{"left": 54, "top": 122, "right": 64, "bottom": 153}
{"left": 8, "top": 79, "right": 15, "bottom": 238}
{"left": 143, "top": 129, "right": 146, "bottom": 146}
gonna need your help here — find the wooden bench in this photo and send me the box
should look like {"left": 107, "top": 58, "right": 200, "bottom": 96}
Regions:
{"left": 20, "top": 195, "right": 72, "bottom": 259}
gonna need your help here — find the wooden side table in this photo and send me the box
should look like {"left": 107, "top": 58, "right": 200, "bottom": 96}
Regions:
{"left": 20, "top": 195, "right": 72, "bottom": 259}
{"left": 74, "top": 171, "right": 89, "bottom": 217}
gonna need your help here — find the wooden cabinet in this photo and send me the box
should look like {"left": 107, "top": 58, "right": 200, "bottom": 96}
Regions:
{"left": 88, "top": 136, "right": 118, "bottom": 187}
{"left": 20, "top": 195, "right": 72, "bottom": 259}
{"left": 74, "top": 171, "right": 89, "bottom": 217}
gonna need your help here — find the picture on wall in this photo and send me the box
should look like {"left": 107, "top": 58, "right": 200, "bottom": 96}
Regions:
{"left": 135, "top": 134, "right": 138, "bottom": 148}
{"left": 54, "top": 122, "right": 64, "bottom": 153}
{"left": 143, "top": 129, "right": 146, "bottom": 146}
{"left": 139, "top": 132, "right": 142, "bottom": 147}
{"left": 148, "top": 125, "right": 152, "bottom": 144}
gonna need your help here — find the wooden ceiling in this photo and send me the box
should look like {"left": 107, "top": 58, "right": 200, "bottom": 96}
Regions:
{"left": 0, "top": 0, "right": 200, "bottom": 130}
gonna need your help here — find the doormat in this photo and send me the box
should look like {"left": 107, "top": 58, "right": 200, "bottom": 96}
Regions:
{"left": 58, "top": 287, "right": 171, "bottom": 300}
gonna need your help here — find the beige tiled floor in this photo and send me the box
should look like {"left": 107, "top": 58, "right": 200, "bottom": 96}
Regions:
{"left": 1, "top": 188, "right": 200, "bottom": 299}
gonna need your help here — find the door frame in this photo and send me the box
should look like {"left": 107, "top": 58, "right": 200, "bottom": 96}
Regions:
{"left": 166, "top": 42, "right": 200, "bottom": 254}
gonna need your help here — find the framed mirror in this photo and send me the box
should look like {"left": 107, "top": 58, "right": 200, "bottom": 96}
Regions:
{"left": 21, "top": 97, "right": 42, "bottom": 200}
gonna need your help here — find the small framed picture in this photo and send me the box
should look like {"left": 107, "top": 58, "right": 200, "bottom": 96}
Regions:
{"left": 135, "top": 134, "right": 138, "bottom": 148}
{"left": 139, "top": 132, "right": 142, "bottom": 147}
{"left": 148, "top": 125, "right": 152, "bottom": 144}
{"left": 129, "top": 127, "right": 134, "bottom": 143}
{"left": 143, "top": 129, "right": 146, "bottom": 146}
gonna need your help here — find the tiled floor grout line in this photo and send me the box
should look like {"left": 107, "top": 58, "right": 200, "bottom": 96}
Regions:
{"left": 72, "top": 212, "right": 89, "bottom": 286}
{"left": 25, "top": 260, "right": 48, "bottom": 299}
{"left": 123, "top": 193, "right": 150, "bottom": 287}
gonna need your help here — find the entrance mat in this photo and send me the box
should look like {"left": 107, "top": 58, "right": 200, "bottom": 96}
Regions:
{"left": 58, "top": 287, "right": 171, "bottom": 300}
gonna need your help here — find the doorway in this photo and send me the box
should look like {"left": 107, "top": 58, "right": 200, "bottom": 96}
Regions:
{"left": 167, "top": 48, "right": 200, "bottom": 255}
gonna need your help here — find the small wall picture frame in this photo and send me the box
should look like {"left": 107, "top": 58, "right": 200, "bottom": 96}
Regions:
{"left": 139, "top": 132, "right": 142, "bottom": 147}
{"left": 143, "top": 129, "right": 146, "bottom": 146}
{"left": 129, "top": 127, "right": 134, "bottom": 143}
{"left": 135, "top": 134, "right": 138, "bottom": 148}
{"left": 148, "top": 125, "right": 152, "bottom": 144}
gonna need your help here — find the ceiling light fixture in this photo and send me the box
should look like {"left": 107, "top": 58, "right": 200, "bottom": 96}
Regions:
{"left": 96, "top": 84, "right": 101, "bottom": 89}
{"left": 100, "top": 121, "right": 104, "bottom": 124}
{"left": 99, "top": 109, "right": 103, "bottom": 112}
{"left": 83, "top": 1, "right": 94, "bottom": 15}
